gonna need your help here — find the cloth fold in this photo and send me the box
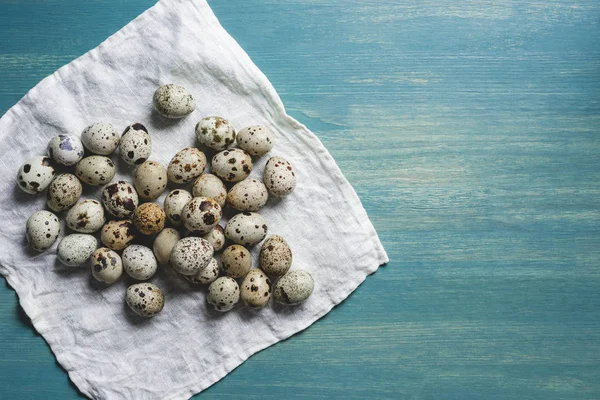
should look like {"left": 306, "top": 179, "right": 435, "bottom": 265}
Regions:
{"left": 0, "top": 0, "right": 388, "bottom": 398}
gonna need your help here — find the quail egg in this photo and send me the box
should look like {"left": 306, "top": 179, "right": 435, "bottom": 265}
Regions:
{"left": 259, "top": 235, "right": 292, "bottom": 276}
{"left": 224, "top": 212, "right": 268, "bottom": 246}
{"left": 181, "top": 197, "right": 222, "bottom": 234}
{"left": 169, "top": 237, "right": 213, "bottom": 275}
{"left": 220, "top": 245, "right": 251, "bottom": 278}
{"left": 101, "top": 181, "right": 139, "bottom": 218}
{"left": 240, "top": 268, "right": 272, "bottom": 309}
{"left": 81, "top": 122, "right": 120, "bottom": 155}
{"left": 153, "top": 84, "right": 196, "bottom": 118}
{"left": 120, "top": 123, "right": 151, "bottom": 165}
{"left": 195, "top": 116, "right": 235, "bottom": 150}
{"left": 207, "top": 277, "right": 240, "bottom": 312}
{"left": 264, "top": 156, "right": 296, "bottom": 197}
{"left": 25, "top": 210, "right": 60, "bottom": 251}
{"left": 153, "top": 228, "right": 181, "bottom": 264}
{"left": 47, "top": 134, "right": 84, "bottom": 166}
{"left": 133, "top": 203, "right": 166, "bottom": 235}
{"left": 163, "top": 189, "right": 193, "bottom": 227}
{"left": 226, "top": 179, "right": 268, "bottom": 211}
{"left": 201, "top": 225, "right": 225, "bottom": 252}
{"left": 66, "top": 199, "right": 105, "bottom": 233}
{"left": 100, "top": 219, "right": 136, "bottom": 251}
{"left": 46, "top": 173, "right": 82, "bottom": 212}
{"left": 167, "top": 147, "right": 206, "bottom": 184}
{"left": 236, "top": 125, "right": 274, "bottom": 156}
{"left": 192, "top": 174, "right": 227, "bottom": 208}
{"left": 122, "top": 245, "right": 157, "bottom": 280}
{"left": 134, "top": 160, "right": 167, "bottom": 200}
{"left": 17, "top": 156, "right": 55, "bottom": 194}
{"left": 57, "top": 234, "right": 97, "bottom": 267}
{"left": 126, "top": 283, "right": 165, "bottom": 317}
{"left": 273, "top": 270, "right": 314, "bottom": 305}
{"left": 211, "top": 149, "right": 252, "bottom": 182}
{"left": 90, "top": 248, "right": 123, "bottom": 284}
{"left": 75, "top": 156, "right": 116, "bottom": 186}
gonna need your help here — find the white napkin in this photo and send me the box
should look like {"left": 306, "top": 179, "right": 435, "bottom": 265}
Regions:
{"left": 0, "top": 0, "right": 388, "bottom": 398}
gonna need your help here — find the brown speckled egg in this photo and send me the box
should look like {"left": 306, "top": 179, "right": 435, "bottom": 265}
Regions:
{"left": 201, "top": 225, "right": 225, "bottom": 252}
{"left": 264, "top": 156, "right": 296, "bottom": 197}
{"left": 66, "top": 200, "right": 105, "bottom": 233}
{"left": 167, "top": 148, "right": 206, "bottom": 184}
{"left": 195, "top": 116, "right": 235, "bottom": 150}
{"left": 211, "top": 149, "right": 252, "bottom": 183}
{"left": 75, "top": 155, "right": 116, "bottom": 186}
{"left": 192, "top": 174, "right": 227, "bottom": 208}
{"left": 134, "top": 160, "right": 167, "bottom": 201}
{"left": 220, "top": 245, "right": 252, "bottom": 278}
{"left": 133, "top": 203, "right": 166, "bottom": 235}
{"left": 163, "top": 189, "right": 193, "bottom": 227}
{"left": 227, "top": 179, "right": 268, "bottom": 212}
{"left": 46, "top": 173, "right": 82, "bottom": 212}
{"left": 90, "top": 248, "right": 123, "bottom": 284}
{"left": 81, "top": 122, "right": 120, "bottom": 155}
{"left": 101, "top": 220, "right": 136, "bottom": 251}
{"left": 169, "top": 237, "right": 213, "bottom": 275}
{"left": 17, "top": 156, "right": 55, "bottom": 194}
{"left": 224, "top": 212, "right": 268, "bottom": 246}
{"left": 273, "top": 270, "right": 314, "bottom": 305}
{"left": 207, "top": 277, "right": 240, "bottom": 312}
{"left": 259, "top": 235, "right": 292, "bottom": 276}
{"left": 153, "top": 84, "right": 196, "bottom": 119}
{"left": 181, "top": 197, "right": 222, "bottom": 234}
{"left": 120, "top": 123, "right": 151, "bottom": 165}
{"left": 236, "top": 125, "right": 275, "bottom": 156}
{"left": 240, "top": 268, "right": 272, "bottom": 309}
{"left": 126, "top": 283, "right": 164, "bottom": 317}
{"left": 101, "top": 181, "right": 139, "bottom": 218}
{"left": 153, "top": 228, "right": 181, "bottom": 265}
{"left": 26, "top": 210, "right": 60, "bottom": 252}
{"left": 183, "top": 258, "right": 220, "bottom": 285}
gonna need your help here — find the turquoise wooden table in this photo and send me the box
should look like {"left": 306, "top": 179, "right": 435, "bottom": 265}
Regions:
{"left": 1, "top": 0, "right": 599, "bottom": 398}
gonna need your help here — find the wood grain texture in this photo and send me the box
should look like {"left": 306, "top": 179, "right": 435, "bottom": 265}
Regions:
{"left": 1, "top": 0, "right": 599, "bottom": 398}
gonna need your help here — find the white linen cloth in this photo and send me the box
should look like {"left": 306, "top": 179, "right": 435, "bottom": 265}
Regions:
{"left": 0, "top": 0, "right": 389, "bottom": 398}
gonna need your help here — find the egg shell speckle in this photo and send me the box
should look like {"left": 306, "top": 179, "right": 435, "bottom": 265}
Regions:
{"left": 47, "top": 134, "right": 84, "bottom": 166}
{"left": 207, "top": 277, "right": 240, "bottom": 312}
{"left": 167, "top": 148, "right": 206, "bottom": 184}
{"left": 122, "top": 245, "right": 157, "bottom": 280}
{"left": 119, "top": 123, "right": 151, "bottom": 165}
{"left": 183, "top": 258, "right": 220, "bottom": 285}
{"left": 126, "top": 283, "right": 165, "bottom": 317}
{"left": 46, "top": 173, "right": 82, "bottom": 212}
{"left": 240, "top": 268, "right": 272, "bottom": 309}
{"left": 181, "top": 197, "right": 222, "bottom": 234}
{"left": 101, "top": 220, "right": 136, "bottom": 251}
{"left": 201, "top": 225, "right": 225, "bottom": 252}
{"left": 163, "top": 189, "right": 193, "bottom": 227}
{"left": 195, "top": 116, "right": 236, "bottom": 151}
{"left": 153, "top": 228, "right": 181, "bottom": 265}
{"left": 66, "top": 199, "right": 106, "bottom": 233}
{"left": 101, "top": 181, "right": 139, "bottom": 218}
{"left": 169, "top": 237, "right": 213, "bottom": 276}
{"left": 192, "top": 174, "right": 227, "bottom": 208}
{"left": 264, "top": 156, "right": 296, "bottom": 197}
{"left": 26, "top": 210, "right": 60, "bottom": 251}
{"left": 211, "top": 149, "right": 253, "bottom": 183}
{"left": 220, "top": 245, "right": 252, "bottom": 278}
{"left": 75, "top": 155, "right": 116, "bottom": 186}
{"left": 81, "top": 122, "right": 120, "bottom": 155}
{"left": 134, "top": 160, "right": 167, "bottom": 200}
{"left": 57, "top": 234, "right": 97, "bottom": 267}
{"left": 153, "top": 84, "right": 196, "bottom": 118}
{"left": 227, "top": 179, "right": 268, "bottom": 212}
{"left": 133, "top": 203, "right": 166, "bottom": 236}
{"left": 259, "top": 235, "right": 293, "bottom": 276}
{"left": 236, "top": 125, "right": 275, "bottom": 156}
{"left": 90, "top": 248, "right": 123, "bottom": 284}
{"left": 273, "top": 270, "right": 315, "bottom": 305}
{"left": 224, "top": 212, "right": 268, "bottom": 247}
{"left": 17, "top": 156, "right": 55, "bottom": 194}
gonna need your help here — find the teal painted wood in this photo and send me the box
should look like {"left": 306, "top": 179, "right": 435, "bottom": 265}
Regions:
{"left": 1, "top": 0, "right": 599, "bottom": 398}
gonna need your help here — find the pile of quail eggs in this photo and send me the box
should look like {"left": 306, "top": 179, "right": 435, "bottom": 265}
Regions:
{"left": 19, "top": 84, "right": 314, "bottom": 318}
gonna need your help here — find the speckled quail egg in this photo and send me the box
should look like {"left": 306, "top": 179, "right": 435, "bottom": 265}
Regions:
{"left": 101, "top": 220, "right": 136, "bottom": 251}
{"left": 201, "top": 225, "right": 225, "bottom": 252}
{"left": 153, "top": 228, "right": 181, "bottom": 264}
{"left": 46, "top": 173, "right": 82, "bottom": 212}
{"left": 153, "top": 84, "right": 196, "bottom": 119}
{"left": 192, "top": 174, "right": 227, "bottom": 208}
{"left": 57, "top": 234, "right": 97, "bottom": 267}
{"left": 183, "top": 258, "right": 220, "bottom": 285}
{"left": 90, "top": 248, "right": 123, "bottom": 284}
{"left": 181, "top": 197, "right": 222, "bottom": 234}
{"left": 195, "top": 116, "right": 235, "bottom": 150}
{"left": 169, "top": 237, "right": 213, "bottom": 275}
{"left": 81, "top": 122, "right": 120, "bottom": 155}
{"left": 17, "top": 156, "right": 55, "bottom": 194}
{"left": 224, "top": 212, "right": 268, "bottom": 246}
{"left": 126, "top": 283, "right": 165, "bottom": 317}
{"left": 163, "top": 189, "right": 193, "bottom": 227}
{"left": 259, "top": 235, "right": 292, "bottom": 276}
{"left": 167, "top": 148, "right": 206, "bottom": 184}
{"left": 25, "top": 210, "right": 60, "bottom": 251}
{"left": 119, "top": 123, "right": 151, "bottom": 165}
{"left": 133, "top": 203, "right": 166, "bottom": 235}
{"left": 66, "top": 199, "right": 105, "bottom": 233}
{"left": 134, "top": 160, "right": 167, "bottom": 200}
{"left": 240, "top": 268, "right": 272, "bottom": 309}
{"left": 75, "top": 156, "right": 116, "bottom": 186}
{"left": 273, "top": 270, "right": 314, "bottom": 305}
{"left": 220, "top": 245, "right": 251, "bottom": 278}
{"left": 236, "top": 125, "right": 275, "bottom": 156}
{"left": 101, "top": 181, "right": 139, "bottom": 219}
{"left": 47, "top": 134, "right": 84, "bottom": 166}
{"left": 264, "top": 156, "right": 296, "bottom": 197}
{"left": 211, "top": 149, "right": 252, "bottom": 183}
{"left": 207, "top": 277, "right": 240, "bottom": 312}
{"left": 227, "top": 179, "right": 268, "bottom": 212}
{"left": 122, "top": 245, "right": 157, "bottom": 280}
